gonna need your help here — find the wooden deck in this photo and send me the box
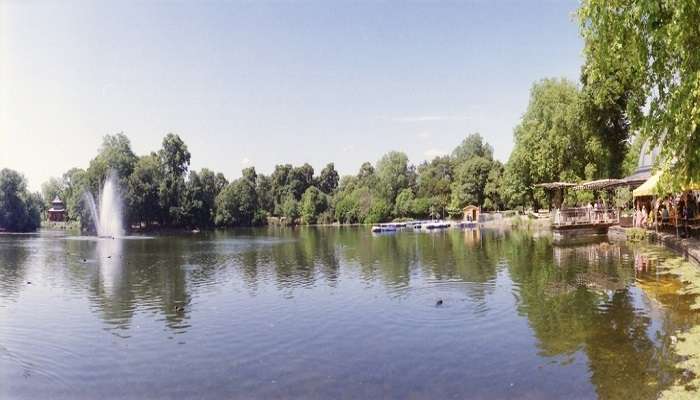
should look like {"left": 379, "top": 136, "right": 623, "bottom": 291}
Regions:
{"left": 552, "top": 207, "right": 618, "bottom": 235}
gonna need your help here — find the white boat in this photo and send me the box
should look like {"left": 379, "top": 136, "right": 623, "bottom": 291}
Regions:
{"left": 453, "top": 221, "right": 479, "bottom": 229}
{"left": 423, "top": 220, "right": 450, "bottom": 230}
{"left": 371, "top": 224, "right": 397, "bottom": 233}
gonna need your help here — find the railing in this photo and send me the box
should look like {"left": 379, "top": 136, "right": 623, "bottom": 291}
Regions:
{"left": 552, "top": 207, "right": 618, "bottom": 227}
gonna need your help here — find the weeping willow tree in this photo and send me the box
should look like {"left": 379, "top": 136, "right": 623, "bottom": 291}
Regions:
{"left": 579, "top": 0, "right": 700, "bottom": 190}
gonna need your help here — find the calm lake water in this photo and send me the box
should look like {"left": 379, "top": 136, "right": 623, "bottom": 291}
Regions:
{"left": 1, "top": 227, "right": 698, "bottom": 399}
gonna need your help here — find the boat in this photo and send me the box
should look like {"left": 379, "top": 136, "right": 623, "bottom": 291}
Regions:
{"left": 406, "top": 221, "right": 422, "bottom": 229}
{"left": 371, "top": 224, "right": 397, "bottom": 233}
{"left": 423, "top": 220, "right": 451, "bottom": 230}
{"left": 453, "top": 220, "right": 479, "bottom": 229}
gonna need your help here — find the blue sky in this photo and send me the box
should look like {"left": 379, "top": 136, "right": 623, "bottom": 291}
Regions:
{"left": 0, "top": 1, "right": 583, "bottom": 190}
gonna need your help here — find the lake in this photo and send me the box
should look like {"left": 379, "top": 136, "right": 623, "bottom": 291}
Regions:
{"left": 1, "top": 227, "right": 698, "bottom": 399}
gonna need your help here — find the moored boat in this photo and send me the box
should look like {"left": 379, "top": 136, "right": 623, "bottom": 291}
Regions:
{"left": 371, "top": 224, "right": 397, "bottom": 233}
{"left": 423, "top": 220, "right": 451, "bottom": 230}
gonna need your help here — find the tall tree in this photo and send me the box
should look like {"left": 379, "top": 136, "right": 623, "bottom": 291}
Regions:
{"left": 504, "top": 78, "right": 605, "bottom": 207}
{"left": 451, "top": 133, "right": 494, "bottom": 163}
{"left": 158, "top": 133, "right": 191, "bottom": 225}
{"left": 255, "top": 174, "right": 275, "bottom": 214}
{"left": 301, "top": 186, "right": 328, "bottom": 224}
{"left": 62, "top": 168, "right": 88, "bottom": 222}
{"left": 0, "top": 169, "right": 41, "bottom": 232}
{"left": 271, "top": 164, "right": 293, "bottom": 214}
{"left": 357, "top": 162, "right": 378, "bottom": 188}
{"left": 579, "top": 0, "right": 700, "bottom": 187}
{"left": 127, "top": 153, "right": 162, "bottom": 227}
{"left": 289, "top": 163, "right": 314, "bottom": 200}
{"left": 317, "top": 163, "right": 339, "bottom": 194}
{"left": 376, "top": 151, "right": 410, "bottom": 206}
{"left": 450, "top": 156, "right": 494, "bottom": 209}
{"left": 483, "top": 161, "right": 505, "bottom": 211}
{"left": 85, "top": 133, "right": 138, "bottom": 192}
{"left": 416, "top": 156, "right": 453, "bottom": 214}
{"left": 214, "top": 177, "right": 257, "bottom": 226}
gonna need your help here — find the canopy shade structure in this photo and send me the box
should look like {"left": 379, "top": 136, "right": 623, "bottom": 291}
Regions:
{"left": 574, "top": 179, "right": 625, "bottom": 191}
{"left": 632, "top": 170, "right": 700, "bottom": 198}
{"left": 621, "top": 169, "right": 651, "bottom": 188}
{"left": 533, "top": 182, "right": 577, "bottom": 189}
{"left": 633, "top": 172, "right": 661, "bottom": 197}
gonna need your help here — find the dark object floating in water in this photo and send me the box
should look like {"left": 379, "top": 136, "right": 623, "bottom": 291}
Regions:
{"left": 26, "top": 281, "right": 31, "bottom": 285}
{"left": 82, "top": 258, "right": 87, "bottom": 262}
{"left": 175, "top": 306, "right": 184, "bottom": 312}
{"left": 436, "top": 299, "right": 443, "bottom": 306}
{"left": 107, "top": 256, "right": 112, "bottom": 259}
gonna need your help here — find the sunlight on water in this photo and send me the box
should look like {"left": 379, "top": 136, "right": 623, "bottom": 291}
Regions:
{"left": 1, "top": 228, "right": 699, "bottom": 399}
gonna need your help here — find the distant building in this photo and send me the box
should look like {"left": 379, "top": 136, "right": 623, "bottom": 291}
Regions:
{"left": 48, "top": 196, "right": 66, "bottom": 222}
{"left": 462, "top": 205, "right": 480, "bottom": 222}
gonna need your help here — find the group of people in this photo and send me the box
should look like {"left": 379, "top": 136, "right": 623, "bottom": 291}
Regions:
{"left": 633, "top": 192, "right": 699, "bottom": 234}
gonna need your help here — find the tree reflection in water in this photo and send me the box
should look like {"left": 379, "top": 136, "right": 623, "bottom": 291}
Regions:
{"left": 4, "top": 228, "right": 700, "bottom": 399}
{"left": 505, "top": 233, "right": 694, "bottom": 399}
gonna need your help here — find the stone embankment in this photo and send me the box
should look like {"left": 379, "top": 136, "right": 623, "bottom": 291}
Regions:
{"left": 609, "top": 225, "right": 700, "bottom": 265}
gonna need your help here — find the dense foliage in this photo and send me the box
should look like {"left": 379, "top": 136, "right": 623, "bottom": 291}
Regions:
{"left": 579, "top": 0, "right": 700, "bottom": 189}
{"left": 0, "top": 169, "right": 42, "bottom": 232}
{"left": 26, "top": 3, "right": 699, "bottom": 229}
{"left": 35, "top": 132, "right": 508, "bottom": 230}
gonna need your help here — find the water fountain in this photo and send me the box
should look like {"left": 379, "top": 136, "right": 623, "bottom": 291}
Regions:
{"left": 83, "top": 172, "right": 124, "bottom": 238}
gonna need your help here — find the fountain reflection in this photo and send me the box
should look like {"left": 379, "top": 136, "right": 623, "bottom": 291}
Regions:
{"left": 85, "top": 237, "right": 190, "bottom": 333}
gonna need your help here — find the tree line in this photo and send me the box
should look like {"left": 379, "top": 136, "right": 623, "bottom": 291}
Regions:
{"left": 0, "top": 75, "right": 647, "bottom": 232}
{"left": 4, "top": 1, "right": 697, "bottom": 231}
{"left": 32, "top": 131, "right": 506, "bottom": 230}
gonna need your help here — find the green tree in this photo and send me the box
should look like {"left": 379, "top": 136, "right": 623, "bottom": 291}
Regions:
{"left": 41, "top": 177, "right": 65, "bottom": 209}
{"left": 366, "top": 197, "right": 391, "bottom": 224}
{"left": 158, "top": 133, "right": 191, "bottom": 225}
{"left": 280, "top": 195, "right": 300, "bottom": 221}
{"left": 579, "top": 0, "right": 700, "bottom": 187}
{"left": 450, "top": 157, "right": 494, "bottom": 209}
{"left": 0, "top": 169, "right": 41, "bottom": 232}
{"left": 127, "top": 153, "right": 162, "bottom": 227}
{"left": 394, "top": 188, "right": 415, "bottom": 218}
{"left": 317, "top": 163, "right": 339, "bottom": 194}
{"left": 214, "top": 178, "right": 257, "bottom": 226}
{"left": 85, "top": 133, "right": 138, "bottom": 193}
{"left": 61, "top": 168, "right": 88, "bottom": 223}
{"left": 376, "top": 151, "right": 410, "bottom": 206}
{"left": 357, "top": 162, "right": 378, "bottom": 188}
{"left": 301, "top": 186, "right": 328, "bottom": 224}
{"left": 271, "top": 164, "right": 293, "bottom": 214}
{"left": 504, "top": 78, "right": 605, "bottom": 208}
{"left": 451, "top": 133, "right": 494, "bottom": 163}
{"left": 289, "top": 163, "right": 314, "bottom": 200}
{"left": 179, "top": 168, "right": 227, "bottom": 228}
{"left": 483, "top": 162, "right": 505, "bottom": 211}
{"left": 613, "top": 187, "right": 632, "bottom": 210}
{"left": 416, "top": 156, "right": 453, "bottom": 218}
{"left": 621, "top": 135, "right": 644, "bottom": 177}
{"left": 256, "top": 174, "right": 275, "bottom": 214}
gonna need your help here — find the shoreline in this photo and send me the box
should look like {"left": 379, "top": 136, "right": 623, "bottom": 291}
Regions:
{"left": 609, "top": 225, "right": 700, "bottom": 265}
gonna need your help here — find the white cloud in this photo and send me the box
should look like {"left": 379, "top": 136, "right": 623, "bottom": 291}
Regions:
{"left": 424, "top": 148, "right": 447, "bottom": 159}
{"left": 240, "top": 157, "right": 251, "bottom": 166}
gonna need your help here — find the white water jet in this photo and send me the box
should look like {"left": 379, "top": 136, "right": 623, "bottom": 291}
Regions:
{"left": 83, "top": 172, "right": 124, "bottom": 238}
